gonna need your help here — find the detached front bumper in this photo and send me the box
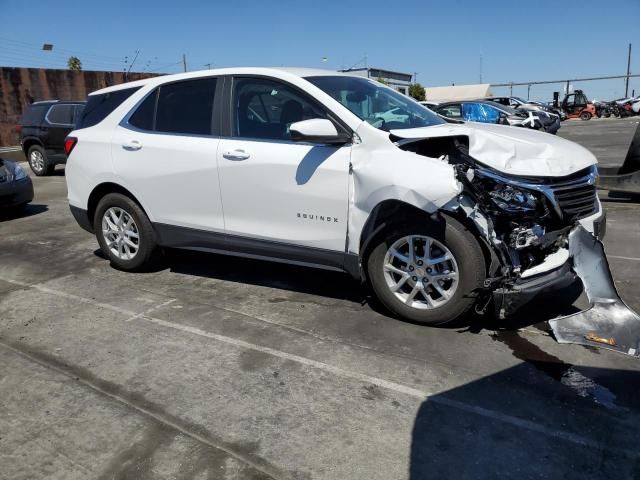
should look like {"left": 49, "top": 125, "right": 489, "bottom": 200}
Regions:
{"left": 0, "top": 177, "right": 34, "bottom": 208}
{"left": 493, "top": 261, "right": 578, "bottom": 319}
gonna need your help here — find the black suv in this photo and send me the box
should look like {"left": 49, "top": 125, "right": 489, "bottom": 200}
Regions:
{"left": 18, "top": 100, "right": 85, "bottom": 176}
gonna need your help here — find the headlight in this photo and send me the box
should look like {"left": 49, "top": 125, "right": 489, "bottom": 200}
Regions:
{"left": 13, "top": 163, "right": 27, "bottom": 181}
{"left": 488, "top": 184, "right": 538, "bottom": 212}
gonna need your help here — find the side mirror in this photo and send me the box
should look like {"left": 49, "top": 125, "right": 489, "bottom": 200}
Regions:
{"left": 289, "top": 119, "right": 351, "bottom": 145}
{"left": 497, "top": 113, "right": 508, "bottom": 124}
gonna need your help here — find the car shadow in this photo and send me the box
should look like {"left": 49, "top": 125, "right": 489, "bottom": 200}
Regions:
{"left": 165, "top": 248, "right": 368, "bottom": 303}
{"left": 409, "top": 363, "right": 640, "bottom": 479}
{"left": 94, "top": 245, "right": 585, "bottom": 331}
{"left": 0, "top": 203, "right": 48, "bottom": 222}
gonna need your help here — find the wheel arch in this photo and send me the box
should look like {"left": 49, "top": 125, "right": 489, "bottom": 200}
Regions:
{"left": 22, "top": 137, "right": 43, "bottom": 155}
{"left": 357, "top": 199, "right": 493, "bottom": 282}
{"left": 87, "top": 182, "right": 149, "bottom": 229}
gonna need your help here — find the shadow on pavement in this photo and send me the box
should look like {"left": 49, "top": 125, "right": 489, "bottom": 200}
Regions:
{"left": 164, "top": 248, "right": 368, "bottom": 304}
{"left": 410, "top": 363, "right": 640, "bottom": 480}
{"left": 0, "top": 203, "right": 48, "bottom": 222}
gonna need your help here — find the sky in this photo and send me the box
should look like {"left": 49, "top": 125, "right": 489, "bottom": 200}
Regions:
{"left": 0, "top": 0, "right": 638, "bottom": 102}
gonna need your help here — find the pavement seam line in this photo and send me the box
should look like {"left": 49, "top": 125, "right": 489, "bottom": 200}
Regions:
{"left": 0, "top": 342, "right": 283, "bottom": 480}
{"left": 2, "top": 276, "right": 638, "bottom": 458}
{"left": 608, "top": 255, "right": 640, "bottom": 262}
{"left": 135, "top": 285, "right": 479, "bottom": 377}
{"left": 125, "top": 298, "right": 177, "bottom": 322}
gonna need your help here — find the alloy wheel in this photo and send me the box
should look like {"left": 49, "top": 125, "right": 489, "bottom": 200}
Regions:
{"left": 29, "top": 150, "right": 45, "bottom": 173}
{"left": 101, "top": 207, "right": 140, "bottom": 260}
{"left": 383, "top": 235, "right": 459, "bottom": 310}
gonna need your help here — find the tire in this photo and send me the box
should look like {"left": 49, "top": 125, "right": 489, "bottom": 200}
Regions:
{"left": 94, "top": 193, "right": 158, "bottom": 271}
{"left": 580, "top": 111, "right": 592, "bottom": 121}
{"left": 366, "top": 215, "right": 485, "bottom": 325}
{"left": 27, "top": 145, "right": 54, "bottom": 176}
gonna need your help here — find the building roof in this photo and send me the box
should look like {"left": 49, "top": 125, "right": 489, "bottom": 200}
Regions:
{"left": 424, "top": 83, "right": 493, "bottom": 101}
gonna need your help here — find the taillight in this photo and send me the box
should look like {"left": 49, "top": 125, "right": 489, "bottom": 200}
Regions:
{"left": 64, "top": 136, "right": 78, "bottom": 156}
{"left": 15, "top": 125, "right": 22, "bottom": 133}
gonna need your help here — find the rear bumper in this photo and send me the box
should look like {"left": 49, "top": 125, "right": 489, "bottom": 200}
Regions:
{"left": 0, "top": 177, "right": 34, "bottom": 208}
{"left": 70, "top": 205, "right": 93, "bottom": 233}
{"left": 46, "top": 152, "right": 67, "bottom": 165}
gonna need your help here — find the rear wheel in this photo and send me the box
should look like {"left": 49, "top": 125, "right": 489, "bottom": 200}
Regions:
{"left": 94, "top": 193, "right": 158, "bottom": 271}
{"left": 580, "top": 111, "right": 592, "bottom": 121}
{"left": 28, "top": 145, "right": 54, "bottom": 176}
{"left": 366, "top": 216, "right": 485, "bottom": 325}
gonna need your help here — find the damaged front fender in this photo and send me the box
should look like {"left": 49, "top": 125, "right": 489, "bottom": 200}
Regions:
{"left": 549, "top": 226, "right": 640, "bottom": 357}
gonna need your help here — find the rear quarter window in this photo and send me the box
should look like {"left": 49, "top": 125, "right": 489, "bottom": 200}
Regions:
{"left": 77, "top": 87, "right": 140, "bottom": 129}
{"left": 46, "top": 104, "right": 76, "bottom": 125}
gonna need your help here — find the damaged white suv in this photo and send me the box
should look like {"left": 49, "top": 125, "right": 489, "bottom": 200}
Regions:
{"left": 66, "top": 68, "right": 606, "bottom": 326}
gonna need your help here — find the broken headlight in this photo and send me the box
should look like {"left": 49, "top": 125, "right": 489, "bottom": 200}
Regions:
{"left": 488, "top": 184, "right": 538, "bottom": 213}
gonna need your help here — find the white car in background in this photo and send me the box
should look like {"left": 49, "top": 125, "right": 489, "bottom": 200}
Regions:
{"left": 65, "top": 68, "right": 605, "bottom": 326}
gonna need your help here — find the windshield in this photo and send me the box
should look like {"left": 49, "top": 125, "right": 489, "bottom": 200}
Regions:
{"left": 305, "top": 75, "right": 445, "bottom": 131}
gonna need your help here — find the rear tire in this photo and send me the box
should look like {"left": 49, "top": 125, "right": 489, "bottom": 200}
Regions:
{"left": 28, "top": 145, "right": 54, "bottom": 176}
{"left": 94, "top": 193, "right": 158, "bottom": 271}
{"left": 580, "top": 111, "right": 592, "bottom": 121}
{"left": 366, "top": 215, "right": 485, "bottom": 326}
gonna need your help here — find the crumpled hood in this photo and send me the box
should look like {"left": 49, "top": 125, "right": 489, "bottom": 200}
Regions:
{"left": 390, "top": 122, "right": 597, "bottom": 177}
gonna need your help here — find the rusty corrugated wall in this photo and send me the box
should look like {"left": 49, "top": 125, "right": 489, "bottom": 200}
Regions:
{"left": 0, "top": 67, "right": 159, "bottom": 146}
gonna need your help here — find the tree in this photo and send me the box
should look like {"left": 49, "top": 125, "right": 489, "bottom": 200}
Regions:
{"left": 375, "top": 76, "right": 387, "bottom": 85}
{"left": 67, "top": 56, "right": 82, "bottom": 71}
{"left": 409, "top": 83, "right": 426, "bottom": 101}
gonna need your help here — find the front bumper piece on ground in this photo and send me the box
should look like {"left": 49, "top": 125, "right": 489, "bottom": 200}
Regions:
{"left": 549, "top": 226, "right": 640, "bottom": 357}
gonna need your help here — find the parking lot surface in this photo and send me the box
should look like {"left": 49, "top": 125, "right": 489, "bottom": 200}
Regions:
{"left": 1, "top": 119, "right": 640, "bottom": 479}
{"left": 558, "top": 116, "right": 640, "bottom": 167}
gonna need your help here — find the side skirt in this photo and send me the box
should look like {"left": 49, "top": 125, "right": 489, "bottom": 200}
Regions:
{"left": 153, "top": 223, "right": 362, "bottom": 279}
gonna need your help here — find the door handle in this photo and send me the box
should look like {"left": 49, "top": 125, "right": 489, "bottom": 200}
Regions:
{"left": 122, "top": 140, "right": 142, "bottom": 151}
{"left": 222, "top": 149, "right": 250, "bottom": 161}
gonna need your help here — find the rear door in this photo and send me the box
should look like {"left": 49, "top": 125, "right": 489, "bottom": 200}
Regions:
{"left": 110, "top": 76, "right": 225, "bottom": 231}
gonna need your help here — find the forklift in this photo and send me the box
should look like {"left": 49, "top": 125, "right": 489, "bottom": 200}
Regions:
{"left": 554, "top": 90, "right": 598, "bottom": 120}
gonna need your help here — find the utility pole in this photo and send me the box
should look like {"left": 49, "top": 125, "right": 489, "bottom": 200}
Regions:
{"left": 625, "top": 43, "right": 632, "bottom": 97}
{"left": 182, "top": 53, "right": 187, "bottom": 72}
{"left": 413, "top": 72, "right": 418, "bottom": 84}
{"left": 527, "top": 84, "right": 531, "bottom": 100}
{"left": 479, "top": 54, "right": 483, "bottom": 83}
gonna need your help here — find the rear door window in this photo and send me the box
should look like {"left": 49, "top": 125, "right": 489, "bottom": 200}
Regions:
{"left": 77, "top": 87, "right": 140, "bottom": 129}
{"left": 155, "top": 78, "right": 217, "bottom": 135}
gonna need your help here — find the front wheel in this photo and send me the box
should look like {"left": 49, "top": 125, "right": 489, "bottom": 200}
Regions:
{"left": 580, "top": 111, "right": 592, "bottom": 121}
{"left": 94, "top": 193, "right": 159, "bottom": 271}
{"left": 366, "top": 216, "right": 486, "bottom": 325}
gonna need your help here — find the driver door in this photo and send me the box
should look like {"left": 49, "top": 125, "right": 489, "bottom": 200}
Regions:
{"left": 216, "top": 76, "right": 351, "bottom": 254}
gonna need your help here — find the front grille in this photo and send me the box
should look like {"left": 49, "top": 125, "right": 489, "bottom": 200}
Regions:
{"left": 547, "top": 169, "right": 597, "bottom": 220}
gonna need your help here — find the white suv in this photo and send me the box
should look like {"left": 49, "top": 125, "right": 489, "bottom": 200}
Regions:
{"left": 65, "top": 68, "right": 605, "bottom": 325}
